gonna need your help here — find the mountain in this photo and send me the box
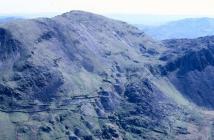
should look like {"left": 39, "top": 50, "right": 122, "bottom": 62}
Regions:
{"left": 0, "top": 11, "right": 214, "bottom": 140}
{"left": 0, "top": 17, "right": 20, "bottom": 24}
{"left": 137, "top": 18, "right": 214, "bottom": 40}
{"left": 161, "top": 36, "right": 214, "bottom": 108}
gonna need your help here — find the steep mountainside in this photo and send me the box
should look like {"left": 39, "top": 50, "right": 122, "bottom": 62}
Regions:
{"left": 161, "top": 36, "right": 214, "bottom": 108}
{"left": 138, "top": 18, "right": 214, "bottom": 40}
{"left": 0, "top": 11, "right": 214, "bottom": 140}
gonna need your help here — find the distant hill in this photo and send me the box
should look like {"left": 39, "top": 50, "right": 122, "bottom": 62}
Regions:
{"left": 137, "top": 18, "right": 214, "bottom": 40}
{"left": 0, "top": 17, "right": 20, "bottom": 24}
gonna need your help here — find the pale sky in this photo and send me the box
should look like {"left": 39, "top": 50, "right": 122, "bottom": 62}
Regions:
{"left": 0, "top": 0, "right": 214, "bottom": 16}
{"left": 0, "top": 0, "right": 214, "bottom": 25}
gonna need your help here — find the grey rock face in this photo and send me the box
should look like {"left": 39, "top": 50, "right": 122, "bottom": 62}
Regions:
{"left": 0, "top": 11, "right": 213, "bottom": 140}
{"left": 161, "top": 37, "right": 214, "bottom": 109}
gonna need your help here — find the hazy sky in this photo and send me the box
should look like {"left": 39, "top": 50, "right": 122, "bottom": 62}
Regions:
{"left": 0, "top": 0, "right": 214, "bottom": 15}
{"left": 0, "top": 0, "right": 214, "bottom": 25}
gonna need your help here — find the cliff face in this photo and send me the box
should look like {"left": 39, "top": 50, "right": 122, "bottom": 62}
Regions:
{"left": 0, "top": 11, "right": 213, "bottom": 140}
{"left": 161, "top": 37, "right": 214, "bottom": 109}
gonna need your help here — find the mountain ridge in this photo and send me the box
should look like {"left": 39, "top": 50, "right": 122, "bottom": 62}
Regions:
{"left": 138, "top": 17, "right": 214, "bottom": 40}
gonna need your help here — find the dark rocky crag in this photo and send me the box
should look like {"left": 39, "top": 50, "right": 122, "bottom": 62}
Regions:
{"left": 161, "top": 37, "right": 214, "bottom": 109}
{"left": 0, "top": 11, "right": 214, "bottom": 140}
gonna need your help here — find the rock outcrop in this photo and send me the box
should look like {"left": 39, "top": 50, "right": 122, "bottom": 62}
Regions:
{"left": 161, "top": 37, "right": 214, "bottom": 109}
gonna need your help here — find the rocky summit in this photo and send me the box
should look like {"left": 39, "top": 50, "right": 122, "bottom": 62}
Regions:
{"left": 0, "top": 11, "right": 214, "bottom": 140}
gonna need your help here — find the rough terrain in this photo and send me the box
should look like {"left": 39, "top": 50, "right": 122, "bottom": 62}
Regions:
{"left": 0, "top": 11, "right": 214, "bottom": 140}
